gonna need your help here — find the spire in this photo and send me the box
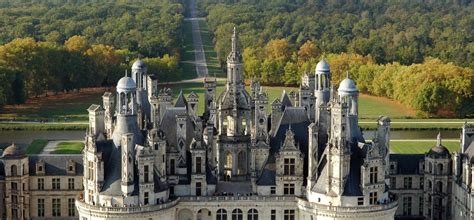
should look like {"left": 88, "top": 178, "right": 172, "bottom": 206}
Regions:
{"left": 437, "top": 132, "right": 442, "bottom": 146}
{"left": 232, "top": 26, "right": 238, "bottom": 52}
{"left": 125, "top": 69, "right": 128, "bottom": 77}
{"left": 346, "top": 71, "right": 349, "bottom": 79}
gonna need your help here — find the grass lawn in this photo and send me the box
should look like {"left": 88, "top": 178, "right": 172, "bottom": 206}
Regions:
{"left": 390, "top": 140, "right": 460, "bottom": 154}
{"left": 26, "top": 139, "right": 48, "bottom": 154}
{"left": 52, "top": 141, "right": 84, "bottom": 154}
{"left": 181, "top": 20, "right": 197, "bottom": 79}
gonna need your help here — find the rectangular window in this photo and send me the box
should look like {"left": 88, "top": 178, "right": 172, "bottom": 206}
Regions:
{"left": 68, "top": 178, "right": 75, "bottom": 190}
{"left": 370, "top": 167, "right": 378, "bottom": 184}
{"left": 196, "top": 157, "right": 202, "bottom": 174}
{"left": 390, "top": 177, "right": 396, "bottom": 188}
{"left": 369, "top": 192, "right": 378, "bottom": 205}
{"left": 358, "top": 197, "right": 364, "bottom": 205}
{"left": 11, "top": 195, "right": 18, "bottom": 204}
{"left": 419, "top": 196, "right": 424, "bottom": 216}
{"left": 88, "top": 190, "right": 93, "bottom": 203}
{"left": 284, "top": 209, "right": 295, "bottom": 220}
{"left": 196, "top": 182, "right": 202, "bottom": 196}
{"left": 144, "top": 192, "right": 149, "bottom": 205}
{"left": 52, "top": 178, "right": 60, "bottom": 190}
{"left": 68, "top": 198, "right": 75, "bottom": 216}
{"left": 88, "top": 161, "right": 94, "bottom": 180}
{"left": 38, "top": 198, "right": 45, "bottom": 217}
{"left": 12, "top": 209, "right": 17, "bottom": 218}
{"left": 284, "top": 158, "right": 296, "bottom": 175}
{"left": 404, "top": 177, "right": 412, "bottom": 189}
{"left": 270, "top": 186, "right": 276, "bottom": 195}
{"left": 271, "top": 210, "right": 276, "bottom": 220}
{"left": 144, "top": 165, "right": 149, "bottom": 182}
{"left": 403, "top": 196, "right": 412, "bottom": 216}
{"left": 11, "top": 182, "right": 17, "bottom": 190}
{"left": 52, "top": 198, "right": 61, "bottom": 217}
{"left": 283, "top": 183, "right": 295, "bottom": 195}
{"left": 170, "top": 159, "right": 175, "bottom": 175}
{"left": 38, "top": 178, "right": 44, "bottom": 190}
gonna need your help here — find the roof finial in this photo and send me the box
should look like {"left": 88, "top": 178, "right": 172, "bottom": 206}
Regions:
{"left": 125, "top": 69, "right": 128, "bottom": 77}
{"left": 437, "top": 132, "right": 442, "bottom": 146}
{"left": 232, "top": 26, "right": 238, "bottom": 52}
{"left": 346, "top": 71, "right": 349, "bottom": 79}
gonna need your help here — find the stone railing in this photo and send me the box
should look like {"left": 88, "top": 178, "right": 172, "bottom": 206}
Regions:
{"left": 180, "top": 195, "right": 298, "bottom": 202}
{"left": 76, "top": 197, "right": 179, "bottom": 214}
{"left": 297, "top": 198, "right": 398, "bottom": 213}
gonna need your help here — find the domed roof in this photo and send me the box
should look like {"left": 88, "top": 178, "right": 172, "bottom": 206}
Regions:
{"left": 427, "top": 133, "right": 450, "bottom": 157}
{"left": 2, "top": 143, "right": 25, "bottom": 158}
{"left": 116, "top": 76, "right": 136, "bottom": 92}
{"left": 132, "top": 59, "right": 147, "bottom": 71}
{"left": 315, "top": 59, "right": 330, "bottom": 73}
{"left": 338, "top": 77, "right": 358, "bottom": 94}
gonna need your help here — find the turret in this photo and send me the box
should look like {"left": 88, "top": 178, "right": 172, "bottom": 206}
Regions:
{"left": 314, "top": 59, "right": 331, "bottom": 120}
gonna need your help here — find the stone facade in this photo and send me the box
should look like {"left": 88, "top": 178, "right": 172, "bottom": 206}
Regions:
{"left": 73, "top": 28, "right": 397, "bottom": 220}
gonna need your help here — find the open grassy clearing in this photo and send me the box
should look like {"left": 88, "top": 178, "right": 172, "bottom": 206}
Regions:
{"left": 52, "top": 141, "right": 84, "bottom": 154}
{"left": 390, "top": 140, "right": 460, "bottom": 154}
{"left": 26, "top": 139, "right": 48, "bottom": 154}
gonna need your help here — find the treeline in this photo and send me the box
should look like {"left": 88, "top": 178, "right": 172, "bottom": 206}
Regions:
{"left": 0, "top": 36, "right": 181, "bottom": 106}
{"left": 242, "top": 39, "right": 474, "bottom": 117}
{"left": 200, "top": 0, "right": 473, "bottom": 69}
{"left": 0, "top": 0, "right": 184, "bottom": 57}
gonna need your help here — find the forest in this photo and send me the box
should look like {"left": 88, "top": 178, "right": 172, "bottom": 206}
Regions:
{"left": 0, "top": 0, "right": 184, "bottom": 106}
{"left": 199, "top": 0, "right": 474, "bottom": 117}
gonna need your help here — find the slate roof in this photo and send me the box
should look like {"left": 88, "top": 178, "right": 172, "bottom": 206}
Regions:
{"left": 28, "top": 155, "right": 83, "bottom": 176}
{"left": 175, "top": 91, "right": 188, "bottom": 108}
{"left": 280, "top": 91, "right": 293, "bottom": 107}
{"left": 159, "top": 107, "right": 195, "bottom": 149}
{"left": 342, "top": 144, "right": 363, "bottom": 196}
{"left": 389, "top": 154, "right": 425, "bottom": 175}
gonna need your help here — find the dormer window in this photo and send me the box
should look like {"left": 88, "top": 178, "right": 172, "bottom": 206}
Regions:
{"left": 38, "top": 166, "right": 43, "bottom": 172}
{"left": 67, "top": 160, "right": 76, "bottom": 174}
{"left": 36, "top": 160, "right": 45, "bottom": 175}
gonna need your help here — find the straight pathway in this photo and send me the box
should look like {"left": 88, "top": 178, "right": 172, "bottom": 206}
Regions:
{"left": 188, "top": 0, "right": 208, "bottom": 77}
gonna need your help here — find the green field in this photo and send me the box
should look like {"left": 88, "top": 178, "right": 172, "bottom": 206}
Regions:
{"left": 181, "top": 20, "right": 197, "bottom": 79}
{"left": 26, "top": 139, "right": 48, "bottom": 154}
{"left": 52, "top": 141, "right": 84, "bottom": 154}
{"left": 390, "top": 140, "right": 460, "bottom": 154}
{"left": 198, "top": 20, "right": 223, "bottom": 77}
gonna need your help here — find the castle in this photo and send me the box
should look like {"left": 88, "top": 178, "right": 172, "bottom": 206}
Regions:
{"left": 0, "top": 28, "right": 473, "bottom": 220}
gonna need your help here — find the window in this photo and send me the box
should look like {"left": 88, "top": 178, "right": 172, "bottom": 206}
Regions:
{"left": 38, "top": 178, "right": 44, "bottom": 190}
{"left": 284, "top": 183, "right": 295, "bottom": 195}
{"left": 437, "top": 163, "right": 443, "bottom": 175}
{"left": 144, "top": 192, "right": 149, "bottom": 205}
{"left": 404, "top": 177, "right": 412, "bottom": 189}
{"left": 196, "top": 182, "right": 202, "bottom": 196}
{"left": 68, "top": 198, "right": 75, "bottom": 216}
{"left": 358, "top": 197, "right": 364, "bottom": 205}
{"left": 284, "top": 209, "right": 295, "bottom": 220}
{"left": 88, "top": 161, "right": 94, "bottom": 180}
{"left": 369, "top": 167, "right": 378, "bottom": 184}
{"left": 403, "top": 196, "right": 412, "bottom": 216}
{"left": 170, "top": 159, "right": 175, "bottom": 175}
{"left": 88, "top": 190, "right": 93, "bottom": 203}
{"left": 11, "top": 182, "right": 17, "bottom": 190}
{"left": 216, "top": 209, "right": 227, "bottom": 220}
{"left": 11, "top": 165, "right": 17, "bottom": 176}
{"left": 232, "top": 209, "right": 243, "bottom": 220}
{"left": 38, "top": 199, "right": 45, "bottom": 217}
{"left": 247, "top": 209, "right": 258, "bottom": 220}
{"left": 420, "top": 177, "right": 424, "bottom": 189}
{"left": 419, "top": 196, "right": 424, "bottom": 216}
{"left": 12, "top": 209, "right": 17, "bottom": 218}
{"left": 52, "top": 178, "right": 60, "bottom": 190}
{"left": 270, "top": 186, "right": 276, "bottom": 195}
{"left": 271, "top": 210, "right": 276, "bottom": 220}
{"left": 68, "top": 178, "right": 75, "bottom": 190}
{"left": 284, "top": 158, "right": 296, "bottom": 175}
{"left": 11, "top": 195, "right": 18, "bottom": 204}
{"left": 52, "top": 198, "right": 61, "bottom": 217}
{"left": 437, "top": 181, "right": 443, "bottom": 193}
{"left": 196, "top": 157, "right": 202, "bottom": 173}
{"left": 369, "top": 192, "right": 378, "bottom": 205}
{"left": 144, "top": 165, "right": 149, "bottom": 182}
{"left": 390, "top": 177, "right": 396, "bottom": 188}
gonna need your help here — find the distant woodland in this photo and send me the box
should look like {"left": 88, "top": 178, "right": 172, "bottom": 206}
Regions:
{"left": 199, "top": 0, "right": 474, "bottom": 117}
{"left": 0, "top": 0, "right": 184, "bottom": 106}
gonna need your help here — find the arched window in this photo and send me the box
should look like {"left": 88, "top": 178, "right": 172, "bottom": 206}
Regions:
{"left": 232, "top": 209, "right": 243, "bottom": 220}
{"left": 11, "top": 165, "right": 17, "bottom": 176}
{"left": 429, "top": 162, "right": 433, "bottom": 173}
{"left": 437, "top": 163, "right": 443, "bottom": 175}
{"left": 428, "top": 180, "right": 432, "bottom": 189}
{"left": 247, "top": 209, "right": 258, "bottom": 220}
{"left": 216, "top": 209, "right": 227, "bottom": 220}
{"left": 437, "top": 181, "right": 443, "bottom": 193}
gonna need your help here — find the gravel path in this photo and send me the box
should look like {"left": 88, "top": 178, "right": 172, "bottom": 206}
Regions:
{"left": 188, "top": 0, "right": 208, "bottom": 77}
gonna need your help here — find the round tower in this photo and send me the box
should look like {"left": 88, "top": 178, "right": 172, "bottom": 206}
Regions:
{"left": 314, "top": 59, "right": 331, "bottom": 107}
{"left": 132, "top": 59, "right": 148, "bottom": 89}
{"left": 338, "top": 74, "right": 359, "bottom": 116}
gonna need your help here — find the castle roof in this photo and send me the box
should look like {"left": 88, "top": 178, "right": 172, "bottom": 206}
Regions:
{"left": 2, "top": 143, "right": 25, "bottom": 158}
